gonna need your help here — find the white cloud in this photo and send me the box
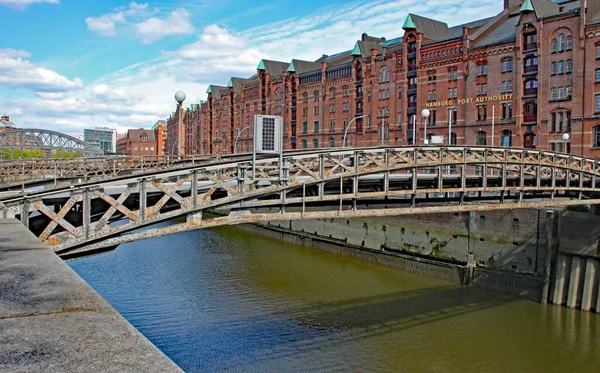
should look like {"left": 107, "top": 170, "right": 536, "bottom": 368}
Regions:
{"left": 0, "top": 54, "right": 83, "bottom": 92}
{"left": 0, "top": 0, "right": 58, "bottom": 10}
{"left": 134, "top": 8, "right": 194, "bottom": 44}
{"left": 0, "top": 48, "right": 31, "bottom": 58}
{"left": 4, "top": 0, "right": 504, "bottom": 135}
{"left": 85, "top": 12, "right": 126, "bottom": 37}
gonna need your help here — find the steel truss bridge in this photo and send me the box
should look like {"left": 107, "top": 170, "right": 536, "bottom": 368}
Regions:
{"left": 0, "top": 154, "right": 219, "bottom": 186}
{"left": 2, "top": 146, "right": 600, "bottom": 258}
{"left": 0, "top": 129, "right": 104, "bottom": 158}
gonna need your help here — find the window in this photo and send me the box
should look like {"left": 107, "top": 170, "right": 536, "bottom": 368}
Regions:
{"left": 559, "top": 34, "right": 565, "bottom": 52}
{"left": 449, "top": 132, "right": 457, "bottom": 145}
{"left": 551, "top": 112, "right": 556, "bottom": 132}
{"left": 558, "top": 112, "right": 564, "bottom": 132}
{"left": 596, "top": 93, "right": 600, "bottom": 113}
{"left": 302, "top": 121, "right": 308, "bottom": 134}
{"left": 329, "top": 138, "right": 335, "bottom": 147}
{"left": 302, "top": 139, "right": 307, "bottom": 149}
{"left": 330, "top": 88, "right": 335, "bottom": 99}
{"left": 448, "top": 88, "right": 453, "bottom": 98}
{"left": 594, "top": 126, "right": 600, "bottom": 148}
{"left": 313, "top": 138, "right": 319, "bottom": 148}
{"left": 428, "top": 110, "right": 437, "bottom": 126}
{"left": 276, "top": 90, "right": 282, "bottom": 101}
{"left": 551, "top": 62, "right": 557, "bottom": 75}
{"left": 558, "top": 60, "right": 565, "bottom": 74}
{"left": 596, "top": 69, "right": 600, "bottom": 83}
{"left": 566, "top": 112, "right": 572, "bottom": 132}
{"left": 566, "top": 35, "right": 573, "bottom": 51}
{"left": 558, "top": 87, "right": 565, "bottom": 100}
{"left": 329, "top": 119, "right": 335, "bottom": 132}
{"left": 343, "top": 86, "right": 350, "bottom": 97}
{"left": 451, "top": 108, "right": 458, "bottom": 124}
{"left": 551, "top": 87, "right": 557, "bottom": 100}
{"left": 502, "top": 81, "right": 507, "bottom": 93}
{"left": 314, "top": 120, "right": 319, "bottom": 133}
{"left": 502, "top": 58, "right": 513, "bottom": 73}
{"left": 453, "top": 88, "right": 458, "bottom": 98}
{"left": 476, "top": 131, "right": 487, "bottom": 146}
{"left": 566, "top": 60, "right": 572, "bottom": 73}
{"left": 507, "top": 81, "right": 513, "bottom": 93}
{"left": 303, "top": 93, "right": 308, "bottom": 103}
{"left": 552, "top": 38, "right": 558, "bottom": 53}
{"left": 501, "top": 130, "right": 512, "bottom": 147}
{"left": 596, "top": 44, "right": 600, "bottom": 59}
{"left": 501, "top": 102, "right": 513, "bottom": 119}
{"left": 477, "top": 104, "right": 487, "bottom": 121}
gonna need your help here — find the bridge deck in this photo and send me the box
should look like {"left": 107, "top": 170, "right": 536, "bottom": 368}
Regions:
{"left": 0, "top": 213, "right": 182, "bottom": 372}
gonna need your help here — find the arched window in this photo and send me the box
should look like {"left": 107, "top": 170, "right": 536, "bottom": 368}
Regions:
{"left": 551, "top": 62, "right": 557, "bottom": 75}
{"left": 566, "top": 35, "right": 573, "bottom": 51}
{"left": 302, "top": 139, "right": 307, "bottom": 149}
{"left": 594, "top": 126, "right": 600, "bottom": 148}
{"left": 501, "top": 130, "right": 512, "bottom": 147}
{"left": 329, "top": 87, "right": 335, "bottom": 99}
{"left": 476, "top": 131, "right": 487, "bottom": 146}
{"left": 276, "top": 90, "right": 282, "bottom": 101}
{"left": 566, "top": 59, "right": 572, "bottom": 73}
{"left": 329, "top": 138, "right": 335, "bottom": 147}
{"left": 559, "top": 33, "right": 565, "bottom": 52}
{"left": 558, "top": 60, "right": 565, "bottom": 74}
{"left": 313, "top": 138, "right": 319, "bottom": 148}
{"left": 551, "top": 38, "right": 558, "bottom": 53}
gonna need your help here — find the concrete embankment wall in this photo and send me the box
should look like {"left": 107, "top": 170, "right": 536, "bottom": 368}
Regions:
{"left": 551, "top": 253, "right": 600, "bottom": 313}
{"left": 237, "top": 222, "right": 544, "bottom": 300}
{"left": 0, "top": 203, "right": 182, "bottom": 372}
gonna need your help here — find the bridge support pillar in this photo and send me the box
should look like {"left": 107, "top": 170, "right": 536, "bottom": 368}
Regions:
{"left": 581, "top": 259, "right": 598, "bottom": 312}
{"left": 542, "top": 210, "right": 558, "bottom": 305}
{"left": 567, "top": 256, "right": 582, "bottom": 308}
{"left": 552, "top": 254, "right": 567, "bottom": 305}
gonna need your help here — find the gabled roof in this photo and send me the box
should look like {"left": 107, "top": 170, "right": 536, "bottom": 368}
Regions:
{"left": 471, "top": 13, "right": 520, "bottom": 48}
{"left": 287, "top": 59, "right": 321, "bottom": 74}
{"left": 257, "top": 59, "right": 289, "bottom": 76}
{"left": 229, "top": 77, "right": 254, "bottom": 93}
{"left": 324, "top": 50, "right": 353, "bottom": 66}
{"left": 127, "top": 128, "right": 156, "bottom": 142}
{"left": 207, "top": 85, "right": 227, "bottom": 97}
{"left": 408, "top": 13, "right": 452, "bottom": 41}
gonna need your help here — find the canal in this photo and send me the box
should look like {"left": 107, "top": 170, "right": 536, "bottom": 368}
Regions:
{"left": 69, "top": 222, "right": 600, "bottom": 373}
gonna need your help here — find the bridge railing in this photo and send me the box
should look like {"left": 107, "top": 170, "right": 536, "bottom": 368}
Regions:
{"left": 3, "top": 146, "right": 600, "bottom": 255}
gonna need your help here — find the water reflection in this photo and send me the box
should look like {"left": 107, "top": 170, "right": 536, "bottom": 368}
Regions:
{"left": 70, "top": 223, "right": 599, "bottom": 373}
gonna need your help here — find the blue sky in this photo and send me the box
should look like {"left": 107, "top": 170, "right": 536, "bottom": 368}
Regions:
{"left": 0, "top": 0, "right": 503, "bottom": 135}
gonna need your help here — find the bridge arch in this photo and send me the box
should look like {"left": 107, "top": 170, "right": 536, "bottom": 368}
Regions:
{"left": 0, "top": 129, "right": 104, "bottom": 158}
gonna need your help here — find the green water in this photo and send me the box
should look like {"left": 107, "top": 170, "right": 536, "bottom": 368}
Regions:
{"left": 70, "top": 223, "right": 600, "bottom": 372}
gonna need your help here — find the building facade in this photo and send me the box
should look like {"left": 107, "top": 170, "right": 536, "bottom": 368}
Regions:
{"left": 0, "top": 116, "right": 16, "bottom": 132}
{"left": 83, "top": 127, "right": 116, "bottom": 154}
{"left": 152, "top": 120, "right": 168, "bottom": 156}
{"left": 169, "top": 0, "right": 600, "bottom": 159}
{"left": 115, "top": 128, "right": 157, "bottom": 156}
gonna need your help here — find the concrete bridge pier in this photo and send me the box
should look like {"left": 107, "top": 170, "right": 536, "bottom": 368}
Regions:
{"left": 581, "top": 259, "right": 598, "bottom": 312}
{"left": 550, "top": 253, "right": 599, "bottom": 313}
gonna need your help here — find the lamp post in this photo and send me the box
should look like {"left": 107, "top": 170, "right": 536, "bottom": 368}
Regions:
{"left": 562, "top": 132, "right": 570, "bottom": 153}
{"left": 421, "top": 109, "right": 431, "bottom": 145}
{"left": 174, "top": 91, "right": 186, "bottom": 155}
{"left": 170, "top": 138, "right": 179, "bottom": 157}
{"left": 234, "top": 126, "right": 253, "bottom": 154}
{"left": 342, "top": 114, "right": 369, "bottom": 148}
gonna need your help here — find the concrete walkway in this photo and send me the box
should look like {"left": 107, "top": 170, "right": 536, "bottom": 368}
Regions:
{"left": 0, "top": 212, "right": 183, "bottom": 372}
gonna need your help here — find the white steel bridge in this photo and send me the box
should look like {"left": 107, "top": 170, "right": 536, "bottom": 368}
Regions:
{"left": 2, "top": 146, "right": 600, "bottom": 257}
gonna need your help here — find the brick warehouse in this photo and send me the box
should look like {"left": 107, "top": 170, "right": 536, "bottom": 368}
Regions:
{"left": 166, "top": 0, "right": 600, "bottom": 158}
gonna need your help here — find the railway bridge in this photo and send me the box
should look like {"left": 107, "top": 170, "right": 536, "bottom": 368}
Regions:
{"left": 2, "top": 146, "right": 600, "bottom": 258}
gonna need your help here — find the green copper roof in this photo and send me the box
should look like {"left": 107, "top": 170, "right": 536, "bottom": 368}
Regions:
{"left": 286, "top": 61, "right": 296, "bottom": 73}
{"left": 257, "top": 60, "right": 265, "bottom": 71}
{"left": 402, "top": 14, "right": 416, "bottom": 30}
{"left": 351, "top": 42, "right": 361, "bottom": 56}
{"left": 196, "top": 95, "right": 201, "bottom": 105}
{"left": 227, "top": 78, "right": 233, "bottom": 88}
{"left": 206, "top": 86, "right": 212, "bottom": 94}
{"left": 520, "top": 0, "right": 534, "bottom": 12}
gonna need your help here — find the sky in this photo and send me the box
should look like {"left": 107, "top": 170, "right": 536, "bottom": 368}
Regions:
{"left": 0, "top": 0, "right": 504, "bottom": 136}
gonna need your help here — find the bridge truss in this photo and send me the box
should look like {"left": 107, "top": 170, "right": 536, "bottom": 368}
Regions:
{"left": 0, "top": 129, "right": 104, "bottom": 158}
{"left": 3, "top": 146, "right": 600, "bottom": 257}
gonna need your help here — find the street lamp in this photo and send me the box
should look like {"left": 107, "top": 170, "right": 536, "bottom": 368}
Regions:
{"left": 234, "top": 126, "right": 253, "bottom": 154}
{"left": 562, "top": 132, "right": 570, "bottom": 153}
{"left": 421, "top": 109, "right": 431, "bottom": 145}
{"left": 342, "top": 114, "right": 369, "bottom": 148}
{"left": 170, "top": 138, "right": 179, "bottom": 157}
{"left": 174, "top": 91, "right": 186, "bottom": 155}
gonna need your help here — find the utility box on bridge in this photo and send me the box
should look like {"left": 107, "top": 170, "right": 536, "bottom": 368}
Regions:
{"left": 253, "top": 115, "right": 283, "bottom": 154}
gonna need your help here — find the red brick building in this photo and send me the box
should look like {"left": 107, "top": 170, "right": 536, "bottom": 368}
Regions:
{"left": 172, "top": 0, "right": 600, "bottom": 158}
{"left": 153, "top": 120, "right": 168, "bottom": 156}
{"left": 115, "top": 128, "right": 157, "bottom": 156}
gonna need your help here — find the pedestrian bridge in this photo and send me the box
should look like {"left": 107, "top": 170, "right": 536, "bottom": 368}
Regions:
{"left": 2, "top": 146, "right": 600, "bottom": 257}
